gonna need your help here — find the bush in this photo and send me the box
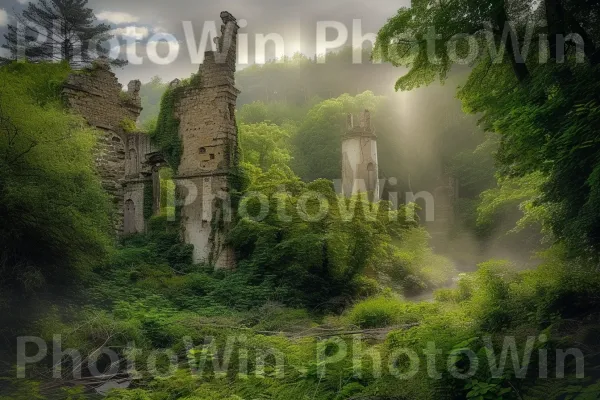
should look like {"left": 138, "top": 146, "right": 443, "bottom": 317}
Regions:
{"left": 347, "top": 295, "right": 417, "bottom": 328}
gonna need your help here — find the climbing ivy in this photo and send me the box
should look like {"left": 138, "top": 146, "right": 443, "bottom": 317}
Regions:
{"left": 143, "top": 182, "right": 153, "bottom": 221}
{"left": 150, "top": 89, "right": 182, "bottom": 171}
{"left": 149, "top": 73, "right": 203, "bottom": 172}
{"left": 119, "top": 117, "right": 137, "bottom": 133}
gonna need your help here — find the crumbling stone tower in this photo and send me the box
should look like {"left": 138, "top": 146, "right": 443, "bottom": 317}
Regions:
{"left": 342, "top": 110, "right": 379, "bottom": 202}
{"left": 171, "top": 11, "right": 240, "bottom": 269}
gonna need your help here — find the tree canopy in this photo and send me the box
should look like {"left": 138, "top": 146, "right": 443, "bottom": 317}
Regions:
{"left": 0, "top": 62, "right": 111, "bottom": 292}
{"left": 376, "top": 0, "right": 600, "bottom": 252}
{"left": 2, "top": 0, "right": 125, "bottom": 67}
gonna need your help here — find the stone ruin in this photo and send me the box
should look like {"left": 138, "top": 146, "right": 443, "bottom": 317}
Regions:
{"left": 342, "top": 110, "right": 379, "bottom": 203}
{"left": 62, "top": 11, "right": 240, "bottom": 269}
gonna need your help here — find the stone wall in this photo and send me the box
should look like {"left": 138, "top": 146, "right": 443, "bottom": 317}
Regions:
{"left": 62, "top": 58, "right": 157, "bottom": 233}
{"left": 173, "top": 11, "right": 240, "bottom": 269}
{"left": 63, "top": 59, "right": 142, "bottom": 131}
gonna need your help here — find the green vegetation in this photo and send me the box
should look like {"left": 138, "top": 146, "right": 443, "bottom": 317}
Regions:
{"left": 3, "top": 0, "right": 600, "bottom": 398}
{"left": 375, "top": 0, "right": 600, "bottom": 254}
{"left": 346, "top": 294, "right": 425, "bottom": 328}
{"left": 150, "top": 88, "right": 183, "bottom": 171}
{"left": 139, "top": 77, "right": 168, "bottom": 126}
{"left": 0, "top": 62, "right": 111, "bottom": 293}
{"left": 120, "top": 118, "right": 137, "bottom": 133}
{"left": 148, "top": 75, "right": 204, "bottom": 171}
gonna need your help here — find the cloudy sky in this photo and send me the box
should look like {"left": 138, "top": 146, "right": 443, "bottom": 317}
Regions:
{"left": 0, "top": 0, "right": 411, "bottom": 83}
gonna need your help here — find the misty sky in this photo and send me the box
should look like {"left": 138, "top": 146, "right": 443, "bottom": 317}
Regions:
{"left": 0, "top": 0, "right": 411, "bottom": 84}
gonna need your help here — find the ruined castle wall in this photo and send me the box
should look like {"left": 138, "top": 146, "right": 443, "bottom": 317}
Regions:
{"left": 125, "top": 133, "right": 159, "bottom": 178}
{"left": 63, "top": 66, "right": 141, "bottom": 132}
{"left": 123, "top": 182, "right": 146, "bottom": 234}
{"left": 178, "top": 175, "right": 235, "bottom": 267}
{"left": 175, "top": 79, "right": 238, "bottom": 177}
{"left": 62, "top": 61, "right": 144, "bottom": 232}
{"left": 64, "top": 13, "right": 241, "bottom": 265}
{"left": 174, "top": 12, "right": 239, "bottom": 269}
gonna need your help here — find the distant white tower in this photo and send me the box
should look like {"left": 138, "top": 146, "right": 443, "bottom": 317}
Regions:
{"left": 342, "top": 110, "right": 379, "bottom": 202}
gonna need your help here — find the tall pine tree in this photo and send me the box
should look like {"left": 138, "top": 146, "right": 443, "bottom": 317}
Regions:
{"left": 1, "top": 0, "right": 126, "bottom": 67}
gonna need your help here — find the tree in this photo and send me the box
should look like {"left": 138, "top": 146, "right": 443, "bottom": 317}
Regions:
{"left": 376, "top": 0, "right": 600, "bottom": 252}
{"left": 1, "top": 0, "right": 125, "bottom": 67}
{"left": 239, "top": 122, "right": 291, "bottom": 172}
{"left": 0, "top": 62, "right": 112, "bottom": 292}
{"left": 373, "top": 0, "right": 536, "bottom": 89}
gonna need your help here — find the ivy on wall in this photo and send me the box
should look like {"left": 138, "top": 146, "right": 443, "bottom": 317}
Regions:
{"left": 143, "top": 182, "right": 153, "bottom": 221}
{"left": 150, "top": 89, "right": 182, "bottom": 171}
{"left": 149, "top": 73, "right": 201, "bottom": 172}
{"left": 120, "top": 117, "right": 137, "bottom": 133}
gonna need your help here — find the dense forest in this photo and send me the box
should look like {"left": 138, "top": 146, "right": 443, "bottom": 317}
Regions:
{"left": 2, "top": 0, "right": 600, "bottom": 399}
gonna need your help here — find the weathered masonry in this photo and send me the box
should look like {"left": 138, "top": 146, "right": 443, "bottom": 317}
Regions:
{"left": 62, "top": 57, "right": 158, "bottom": 234}
{"left": 342, "top": 110, "right": 380, "bottom": 202}
{"left": 170, "top": 11, "right": 239, "bottom": 269}
{"left": 63, "top": 11, "right": 240, "bottom": 269}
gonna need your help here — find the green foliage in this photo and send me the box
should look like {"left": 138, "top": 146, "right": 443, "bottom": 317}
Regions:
{"left": 239, "top": 90, "right": 415, "bottom": 187}
{"left": 0, "top": 379, "right": 44, "bottom": 400}
{"left": 458, "top": 60, "right": 600, "bottom": 252}
{"left": 228, "top": 175, "right": 418, "bottom": 308}
{"left": 379, "top": 228, "right": 456, "bottom": 294}
{"left": 376, "top": 0, "right": 600, "bottom": 253}
{"left": 238, "top": 99, "right": 321, "bottom": 125}
{"left": 143, "top": 181, "right": 154, "bottom": 221}
{"left": 478, "top": 172, "right": 549, "bottom": 234}
{"left": 139, "top": 76, "right": 168, "bottom": 125}
{"left": 239, "top": 122, "right": 291, "bottom": 171}
{"left": 0, "top": 62, "right": 111, "bottom": 292}
{"left": 150, "top": 88, "right": 183, "bottom": 170}
{"left": 231, "top": 109, "right": 449, "bottom": 306}
{"left": 347, "top": 294, "right": 429, "bottom": 328}
{"left": 464, "top": 379, "right": 513, "bottom": 400}
{"left": 120, "top": 117, "right": 137, "bottom": 133}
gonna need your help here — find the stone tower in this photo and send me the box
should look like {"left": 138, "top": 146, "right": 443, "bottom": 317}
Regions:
{"left": 342, "top": 110, "right": 379, "bottom": 202}
{"left": 172, "top": 11, "right": 240, "bottom": 269}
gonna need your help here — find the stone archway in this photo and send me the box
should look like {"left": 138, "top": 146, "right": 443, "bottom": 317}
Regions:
{"left": 124, "top": 199, "right": 137, "bottom": 234}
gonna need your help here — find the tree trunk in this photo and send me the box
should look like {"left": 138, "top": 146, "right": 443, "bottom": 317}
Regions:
{"left": 545, "top": 0, "right": 566, "bottom": 60}
{"left": 495, "top": 3, "right": 530, "bottom": 83}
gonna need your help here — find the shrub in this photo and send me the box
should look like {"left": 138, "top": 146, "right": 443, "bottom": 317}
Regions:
{"left": 347, "top": 295, "right": 413, "bottom": 328}
{"left": 351, "top": 276, "right": 381, "bottom": 298}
